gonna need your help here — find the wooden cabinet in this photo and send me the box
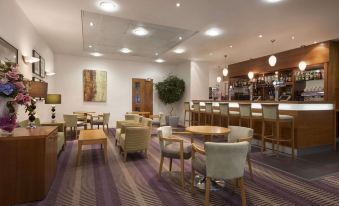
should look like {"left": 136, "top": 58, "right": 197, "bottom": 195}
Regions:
{"left": 132, "top": 78, "right": 153, "bottom": 114}
{"left": 0, "top": 126, "right": 58, "bottom": 206}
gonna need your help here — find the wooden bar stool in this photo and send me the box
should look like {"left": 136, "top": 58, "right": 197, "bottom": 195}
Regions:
{"left": 218, "top": 103, "right": 239, "bottom": 126}
{"left": 191, "top": 102, "right": 204, "bottom": 125}
{"left": 184, "top": 102, "right": 191, "bottom": 126}
{"left": 261, "top": 104, "right": 295, "bottom": 159}
{"left": 239, "top": 103, "right": 262, "bottom": 137}
{"left": 203, "top": 102, "right": 214, "bottom": 125}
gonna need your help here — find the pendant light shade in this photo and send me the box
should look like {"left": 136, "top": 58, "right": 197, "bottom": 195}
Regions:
{"left": 248, "top": 71, "right": 254, "bottom": 80}
{"left": 217, "top": 76, "right": 222, "bottom": 83}
{"left": 298, "top": 61, "right": 307, "bottom": 71}
{"left": 223, "top": 67, "right": 228, "bottom": 77}
{"left": 269, "top": 55, "right": 277, "bottom": 67}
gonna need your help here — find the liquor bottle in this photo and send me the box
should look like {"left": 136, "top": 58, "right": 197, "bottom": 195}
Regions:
{"left": 305, "top": 72, "right": 309, "bottom": 81}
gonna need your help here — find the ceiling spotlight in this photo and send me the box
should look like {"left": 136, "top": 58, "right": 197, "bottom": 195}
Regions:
{"left": 120, "top": 48, "right": 132, "bottom": 54}
{"left": 204, "top": 28, "right": 222, "bottom": 37}
{"left": 155, "top": 52, "right": 159, "bottom": 56}
{"left": 173, "top": 48, "right": 185, "bottom": 54}
{"left": 88, "top": 45, "right": 93, "bottom": 48}
{"left": 132, "top": 27, "right": 149, "bottom": 36}
{"left": 176, "top": 2, "right": 181, "bottom": 7}
{"left": 209, "top": 52, "right": 213, "bottom": 56}
{"left": 178, "top": 36, "right": 183, "bottom": 40}
{"left": 314, "top": 41, "right": 318, "bottom": 44}
{"left": 90, "top": 52, "right": 103, "bottom": 57}
{"left": 99, "top": 1, "right": 119, "bottom": 12}
{"left": 155, "top": 58, "right": 165, "bottom": 63}
{"left": 90, "top": 22, "right": 94, "bottom": 27}
{"left": 258, "top": 34, "right": 263, "bottom": 38}
{"left": 229, "top": 45, "right": 233, "bottom": 48}
{"left": 291, "top": 36, "right": 295, "bottom": 40}
{"left": 265, "top": 0, "right": 282, "bottom": 3}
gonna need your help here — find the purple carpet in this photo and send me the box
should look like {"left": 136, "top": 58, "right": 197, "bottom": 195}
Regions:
{"left": 18, "top": 128, "right": 339, "bottom": 206}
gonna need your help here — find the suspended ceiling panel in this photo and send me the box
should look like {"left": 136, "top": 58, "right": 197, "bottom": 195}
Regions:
{"left": 82, "top": 11, "right": 197, "bottom": 58}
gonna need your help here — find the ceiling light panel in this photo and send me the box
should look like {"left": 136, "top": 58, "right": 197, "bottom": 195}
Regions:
{"left": 82, "top": 11, "right": 196, "bottom": 58}
{"left": 204, "top": 28, "right": 222, "bottom": 37}
{"left": 98, "top": 0, "right": 119, "bottom": 12}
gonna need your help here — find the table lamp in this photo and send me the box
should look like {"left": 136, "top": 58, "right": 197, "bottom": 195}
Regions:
{"left": 45, "top": 94, "right": 62, "bottom": 122}
{"left": 27, "top": 81, "right": 48, "bottom": 128}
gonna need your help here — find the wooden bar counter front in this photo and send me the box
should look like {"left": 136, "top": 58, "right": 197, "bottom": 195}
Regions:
{"left": 0, "top": 126, "right": 58, "bottom": 206}
{"left": 191, "top": 100, "right": 335, "bottom": 155}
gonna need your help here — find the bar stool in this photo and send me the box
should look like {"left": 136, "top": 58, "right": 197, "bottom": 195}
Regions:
{"left": 261, "top": 104, "right": 295, "bottom": 159}
{"left": 203, "top": 102, "right": 214, "bottom": 125}
{"left": 184, "top": 102, "right": 191, "bottom": 126}
{"left": 239, "top": 103, "right": 262, "bottom": 137}
{"left": 219, "top": 103, "right": 240, "bottom": 126}
{"left": 191, "top": 102, "right": 204, "bottom": 125}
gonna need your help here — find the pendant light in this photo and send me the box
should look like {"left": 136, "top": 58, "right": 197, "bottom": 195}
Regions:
{"left": 248, "top": 71, "right": 254, "bottom": 80}
{"left": 222, "top": 55, "right": 229, "bottom": 77}
{"left": 298, "top": 45, "right": 307, "bottom": 71}
{"left": 217, "top": 65, "right": 222, "bottom": 83}
{"left": 268, "top": 39, "right": 277, "bottom": 67}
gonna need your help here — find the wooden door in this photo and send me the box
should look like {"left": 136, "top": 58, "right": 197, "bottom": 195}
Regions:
{"left": 132, "top": 78, "right": 153, "bottom": 114}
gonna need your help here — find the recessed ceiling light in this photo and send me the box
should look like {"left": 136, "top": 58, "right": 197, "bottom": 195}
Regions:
{"left": 88, "top": 45, "right": 93, "bottom": 48}
{"left": 258, "top": 34, "right": 263, "bottom": 38}
{"left": 132, "top": 27, "right": 149, "bottom": 36}
{"left": 90, "top": 22, "right": 94, "bottom": 27}
{"left": 229, "top": 45, "right": 233, "bottom": 48}
{"left": 90, "top": 52, "right": 103, "bottom": 57}
{"left": 176, "top": 2, "right": 181, "bottom": 7}
{"left": 178, "top": 36, "right": 183, "bottom": 40}
{"left": 314, "top": 41, "right": 318, "bottom": 44}
{"left": 155, "top": 52, "right": 159, "bottom": 56}
{"left": 209, "top": 52, "right": 213, "bottom": 56}
{"left": 265, "top": 0, "right": 282, "bottom": 3}
{"left": 120, "top": 48, "right": 132, "bottom": 54}
{"left": 173, "top": 48, "right": 185, "bottom": 54}
{"left": 99, "top": 1, "right": 119, "bottom": 12}
{"left": 155, "top": 58, "right": 165, "bottom": 63}
{"left": 204, "top": 28, "right": 222, "bottom": 37}
{"left": 291, "top": 36, "right": 295, "bottom": 40}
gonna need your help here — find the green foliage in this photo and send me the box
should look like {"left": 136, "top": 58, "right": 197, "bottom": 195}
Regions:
{"left": 155, "top": 75, "right": 185, "bottom": 105}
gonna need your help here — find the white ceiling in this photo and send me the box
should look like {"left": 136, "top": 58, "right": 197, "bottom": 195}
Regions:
{"left": 16, "top": 0, "right": 339, "bottom": 65}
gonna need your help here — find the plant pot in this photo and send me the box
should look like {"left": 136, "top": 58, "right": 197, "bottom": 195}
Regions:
{"left": 166, "top": 115, "right": 180, "bottom": 127}
{"left": 0, "top": 97, "right": 17, "bottom": 136}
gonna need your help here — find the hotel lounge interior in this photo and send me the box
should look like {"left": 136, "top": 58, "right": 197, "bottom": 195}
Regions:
{"left": 1, "top": 0, "right": 339, "bottom": 205}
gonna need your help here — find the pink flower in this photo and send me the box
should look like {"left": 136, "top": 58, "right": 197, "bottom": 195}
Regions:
{"left": 14, "top": 82, "right": 25, "bottom": 91}
{"left": 5, "top": 70, "right": 19, "bottom": 81}
{"left": 15, "top": 93, "right": 31, "bottom": 105}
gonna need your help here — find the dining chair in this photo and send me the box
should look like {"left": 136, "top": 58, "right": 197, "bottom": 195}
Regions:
{"left": 191, "top": 142, "right": 249, "bottom": 206}
{"left": 90, "top": 113, "right": 110, "bottom": 130}
{"left": 157, "top": 126, "right": 192, "bottom": 187}
{"left": 63, "top": 114, "right": 86, "bottom": 139}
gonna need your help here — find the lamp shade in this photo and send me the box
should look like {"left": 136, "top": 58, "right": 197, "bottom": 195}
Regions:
{"left": 45, "top": 94, "right": 61, "bottom": 104}
{"left": 28, "top": 81, "right": 48, "bottom": 99}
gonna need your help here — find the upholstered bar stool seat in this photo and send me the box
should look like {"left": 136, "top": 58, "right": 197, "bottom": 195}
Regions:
{"left": 252, "top": 113, "right": 262, "bottom": 117}
{"left": 230, "top": 111, "right": 240, "bottom": 116}
{"left": 279, "top": 115, "right": 294, "bottom": 120}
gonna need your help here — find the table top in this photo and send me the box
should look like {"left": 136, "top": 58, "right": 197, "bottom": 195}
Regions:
{"left": 186, "top": 126, "right": 230, "bottom": 136}
{"left": 79, "top": 129, "right": 107, "bottom": 141}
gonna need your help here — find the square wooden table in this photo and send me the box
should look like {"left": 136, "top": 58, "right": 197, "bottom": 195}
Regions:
{"left": 77, "top": 129, "right": 108, "bottom": 165}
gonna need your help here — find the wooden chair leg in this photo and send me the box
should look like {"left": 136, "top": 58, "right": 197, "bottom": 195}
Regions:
{"left": 238, "top": 177, "right": 247, "bottom": 206}
{"left": 180, "top": 157, "right": 185, "bottom": 187}
{"left": 247, "top": 155, "right": 253, "bottom": 179}
{"left": 191, "top": 168, "right": 195, "bottom": 192}
{"left": 124, "top": 152, "right": 128, "bottom": 162}
{"left": 261, "top": 120, "right": 265, "bottom": 153}
{"left": 158, "top": 155, "right": 164, "bottom": 178}
{"left": 169, "top": 158, "right": 173, "bottom": 172}
{"left": 204, "top": 177, "right": 211, "bottom": 206}
{"left": 276, "top": 121, "right": 280, "bottom": 156}
{"left": 291, "top": 119, "right": 295, "bottom": 159}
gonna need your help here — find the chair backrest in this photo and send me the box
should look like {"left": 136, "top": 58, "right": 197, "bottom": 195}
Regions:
{"left": 73, "top": 112, "right": 87, "bottom": 121}
{"left": 63, "top": 115, "right": 78, "bottom": 127}
{"left": 125, "top": 114, "right": 141, "bottom": 122}
{"left": 228, "top": 126, "right": 253, "bottom": 143}
{"left": 205, "top": 102, "right": 213, "bottom": 113}
{"left": 239, "top": 103, "right": 252, "bottom": 117}
{"left": 158, "top": 112, "right": 166, "bottom": 126}
{"left": 193, "top": 102, "right": 200, "bottom": 112}
{"left": 19, "top": 118, "right": 41, "bottom": 127}
{"left": 184, "top": 102, "right": 191, "bottom": 111}
{"left": 103, "top": 113, "right": 110, "bottom": 124}
{"left": 205, "top": 142, "right": 249, "bottom": 180}
{"left": 141, "top": 117, "right": 153, "bottom": 132}
{"left": 124, "top": 126, "right": 151, "bottom": 151}
{"left": 219, "top": 103, "right": 229, "bottom": 116}
{"left": 157, "top": 126, "right": 173, "bottom": 150}
{"left": 261, "top": 104, "right": 279, "bottom": 120}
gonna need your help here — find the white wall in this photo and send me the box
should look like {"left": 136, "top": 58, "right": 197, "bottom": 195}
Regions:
{"left": 0, "top": 0, "right": 55, "bottom": 122}
{"left": 190, "top": 61, "right": 216, "bottom": 100}
{"left": 52, "top": 54, "right": 184, "bottom": 127}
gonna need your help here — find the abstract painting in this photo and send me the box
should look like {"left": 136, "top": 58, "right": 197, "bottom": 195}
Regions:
{"left": 0, "top": 37, "right": 18, "bottom": 63}
{"left": 83, "top": 70, "right": 107, "bottom": 102}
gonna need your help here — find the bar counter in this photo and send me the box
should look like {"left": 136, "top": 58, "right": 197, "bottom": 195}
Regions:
{"left": 191, "top": 100, "right": 335, "bottom": 155}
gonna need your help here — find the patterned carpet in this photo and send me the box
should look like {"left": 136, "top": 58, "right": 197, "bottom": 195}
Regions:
{"left": 18, "top": 128, "right": 339, "bottom": 206}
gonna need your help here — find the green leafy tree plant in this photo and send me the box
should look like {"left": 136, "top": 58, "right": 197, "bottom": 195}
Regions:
{"left": 155, "top": 75, "right": 185, "bottom": 115}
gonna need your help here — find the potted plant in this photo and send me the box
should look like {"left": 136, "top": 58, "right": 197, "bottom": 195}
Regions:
{"left": 155, "top": 75, "right": 185, "bottom": 127}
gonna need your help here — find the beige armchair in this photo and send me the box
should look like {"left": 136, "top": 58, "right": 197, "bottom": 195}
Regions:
{"left": 90, "top": 113, "right": 110, "bottom": 130}
{"left": 150, "top": 112, "right": 166, "bottom": 126}
{"left": 64, "top": 114, "right": 87, "bottom": 139}
{"left": 191, "top": 142, "right": 249, "bottom": 206}
{"left": 157, "top": 126, "right": 193, "bottom": 187}
{"left": 115, "top": 114, "right": 142, "bottom": 146}
{"left": 228, "top": 126, "right": 254, "bottom": 179}
{"left": 120, "top": 126, "right": 151, "bottom": 162}
{"left": 125, "top": 114, "right": 142, "bottom": 122}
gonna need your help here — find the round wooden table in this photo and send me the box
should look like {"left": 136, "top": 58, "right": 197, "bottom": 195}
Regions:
{"left": 185, "top": 126, "right": 230, "bottom": 142}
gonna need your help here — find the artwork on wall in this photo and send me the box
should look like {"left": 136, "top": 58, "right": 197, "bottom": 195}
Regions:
{"left": 32, "top": 50, "right": 40, "bottom": 76}
{"left": 83, "top": 69, "right": 107, "bottom": 102}
{"left": 0, "top": 37, "right": 18, "bottom": 63}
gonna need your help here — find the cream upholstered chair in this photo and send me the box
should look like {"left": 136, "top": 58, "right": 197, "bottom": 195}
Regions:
{"left": 261, "top": 104, "right": 295, "bottom": 158}
{"left": 141, "top": 117, "right": 153, "bottom": 131}
{"left": 64, "top": 114, "right": 86, "bottom": 139}
{"left": 157, "top": 126, "right": 192, "bottom": 187}
{"left": 150, "top": 112, "right": 166, "bottom": 126}
{"left": 191, "top": 142, "right": 249, "bottom": 206}
{"left": 90, "top": 113, "right": 110, "bottom": 130}
{"left": 115, "top": 114, "right": 142, "bottom": 146}
{"left": 120, "top": 126, "right": 151, "bottom": 161}
{"left": 228, "top": 126, "right": 254, "bottom": 179}
{"left": 125, "top": 113, "right": 142, "bottom": 122}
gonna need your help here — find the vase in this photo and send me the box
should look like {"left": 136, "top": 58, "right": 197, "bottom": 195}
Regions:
{"left": 0, "top": 97, "right": 17, "bottom": 136}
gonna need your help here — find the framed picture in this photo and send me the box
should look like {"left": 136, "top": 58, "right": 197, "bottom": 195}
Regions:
{"left": 40, "top": 57, "right": 45, "bottom": 78}
{"left": 0, "top": 37, "right": 18, "bottom": 63}
{"left": 32, "top": 50, "right": 40, "bottom": 76}
{"left": 83, "top": 69, "right": 107, "bottom": 102}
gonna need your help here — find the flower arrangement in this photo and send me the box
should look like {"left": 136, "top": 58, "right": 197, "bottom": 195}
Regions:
{"left": 0, "top": 61, "right": 31, "bottom": 134}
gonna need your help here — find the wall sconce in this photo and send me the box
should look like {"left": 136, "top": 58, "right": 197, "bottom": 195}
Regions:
{"left": 46, "top": 71, "right": 56, "bottom": 76}
{"left": 22, "top": 56, "right": 40, "bottom": 64}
